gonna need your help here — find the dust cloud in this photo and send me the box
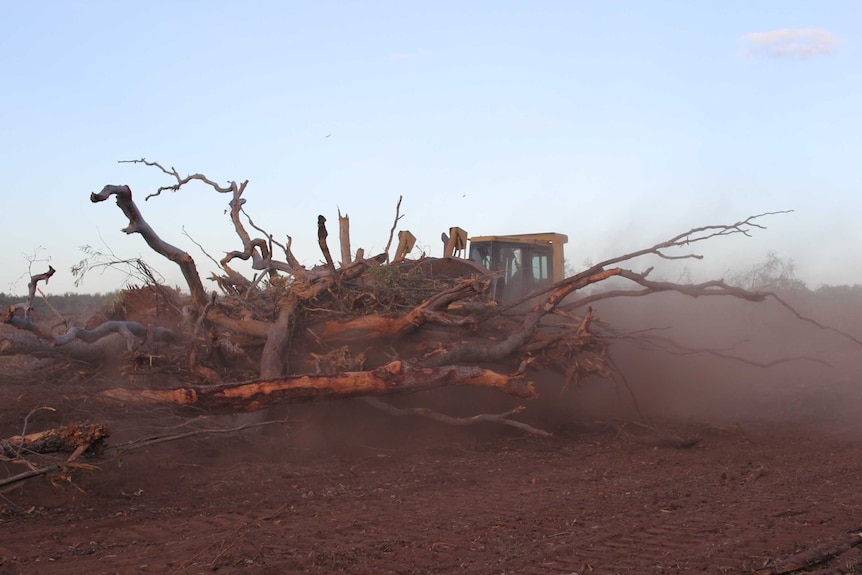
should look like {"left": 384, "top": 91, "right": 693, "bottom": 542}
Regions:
{"left": 4, "top": 286, "right": 860, "bottom": 469}
{"left": 223, "top": 288, "right": 862, "bottom": 451}
{"left": 569, "top": 290, "right": 862, "bottom": 429}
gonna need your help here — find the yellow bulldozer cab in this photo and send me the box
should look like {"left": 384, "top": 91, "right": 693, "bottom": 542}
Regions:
{"left": 444, "top": 228, "right": 568, "bottom": 301}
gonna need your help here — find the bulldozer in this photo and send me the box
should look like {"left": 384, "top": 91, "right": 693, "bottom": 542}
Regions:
{"left": 441, "top": 227, "right": 568, "bottom": 301}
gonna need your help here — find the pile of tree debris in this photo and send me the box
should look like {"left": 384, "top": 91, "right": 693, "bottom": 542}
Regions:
{"left": 2, "top": 159, "right": 847, "bottom": 441}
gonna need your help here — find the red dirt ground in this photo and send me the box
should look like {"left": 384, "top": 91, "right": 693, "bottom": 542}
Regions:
{"left": 3, "top": 380, "right": 862, "bottom": 574}
{"left": 3, "top": 296, "right": 862, "bottom": 574}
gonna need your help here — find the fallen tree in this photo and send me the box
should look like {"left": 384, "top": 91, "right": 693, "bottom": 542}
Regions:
{"left": 1, "top": 159, "right": 846, "bottom": 439}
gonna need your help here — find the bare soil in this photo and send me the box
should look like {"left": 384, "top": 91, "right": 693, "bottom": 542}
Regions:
{"left": 2, "top": 380, "right": 862, "bottom": 574}
{"left": 3, "top": 294, "right": 862, "bottom": 574}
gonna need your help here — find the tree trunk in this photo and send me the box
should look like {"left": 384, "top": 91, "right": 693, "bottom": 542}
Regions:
{"left": 1, "top": 424, "right": 110, "bottom": 457}
{"left": 101, "top": 360, "right": 536, "bottom": 412}
{"left": 339, "top": 208, "right": 351, "bottom": 266}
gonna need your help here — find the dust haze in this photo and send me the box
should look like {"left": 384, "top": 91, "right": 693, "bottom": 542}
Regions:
{"left": 564, "top": 289, "right": 862, "bottom": 429}
{"left": 4, "top": 286, "right": 862, "bottom": 574}
{"left": 240, "top": 287, "right": 862, "bottom": 451}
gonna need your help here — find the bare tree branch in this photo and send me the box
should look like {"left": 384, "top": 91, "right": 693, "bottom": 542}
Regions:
{"left": 384, "top": 195, "right": 404, "bottom": 263}
{"left": 498, "top": 211, "right": 793, "bottom": 312}
{"left": 91, "top": 185, "right": 208, "bottom": 310}
{"left": 119, "top": 158, "right": 235, "bottom": 199}
{"left": 317, "top": 215, "right": 337, "bottom": 274}
{"left": 363, "top": 398, "right": 551, "bottom": 436}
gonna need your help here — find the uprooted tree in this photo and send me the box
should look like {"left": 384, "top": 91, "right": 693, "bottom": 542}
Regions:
{"left": 2, "top": 159, "right": 849, "bottom": 442}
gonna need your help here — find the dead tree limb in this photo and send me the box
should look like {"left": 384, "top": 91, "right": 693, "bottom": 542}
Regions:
{"left": 124, "top": 158, "right": 297, "bottom": 280}
{"left": 206, "top": 312, "right": 269, "bottom": 339}
{"left": 91, "top": 185, "right": 209, "bottom": 310}
{"left": 220, "top": 184, "right": 295, "bottom": 277}
{"left": 101, "top": 360, "right": 536, "bottom": 412}
{"left": 7, "top": 406, "right": 56, "bottom": 460}
{"left": 107, "top": 418, "right": 292, "bottom": 454}
{"left": 0, "top": 420, "right": 290, "bottom": 488}
{"left": 260, "top": 292, "right": 299, "bottom": 379}
{"left": 338, "top": 208, "right": 351, "bottom": 266}
{"left": 54, "top": 322, "right": 178, "bottom": 349}
{"left": 768, "top": 292, "right": 862, "bottom": 347}
{"left": 0, "top": 332, "right": 128, "bottom": 362}
{"left": 2, "top": 266, "right": 57, "bottom": 337}
{"left": 596, "top": 210, "right": 794, "bottom": 267}
{"left": 313, "top": 278, "right": 484, "bottom": 342}
{"left": 608, "top": 330, "right": 833, "bottom": 369}
{"left": 0, "top": 424, "right": 109, "bottom": 491}
{"left": 36, "top": 286, "right": 67, "bottom": 328}
{"left": 2, "top": 305, "right": 52, "bottom": 340}
{"left": 559, "top": 273, "right": 769, "bottom": 312}
{"left": 363, "top": 398, "right": 551, "bottom": 436}
{"left": 1, "top": 424, "right": 110, "bottom": 458}
{"left": 499, "top": 210, "right": 793, "bottom": 313}
{"left": 240, "top": 209, "right": 306, "bottom": 279}
{"left": 283, "top": 235, "right": 304, "bottom": 275}
{"left": 421, "top": 269, "right": 621, "bottom": 368}
{"left": 2, "top": 306, "right": 178, "bottom": 351}
{"left": 25, "top": 266, "right": 55, "bottom": 321}
{"left": 317, "top": 215, "right": 337, "bottom": 274}
{"left": 0, "top": 463, "right": 67, "bottom": 489}
{"left": 384, "top": 195, "right": 404, "bottom": 263}
{"left": 562, "top": 271, "right": 862, "bottom": 350}
{"left": 220, "top": 183, "right": 272, "bottom": 276}
{"left": 256, "top": 256, "right": 382, "bottom": 377}
{"left": 120, "top": 158, "right": 234, "bottom": 199}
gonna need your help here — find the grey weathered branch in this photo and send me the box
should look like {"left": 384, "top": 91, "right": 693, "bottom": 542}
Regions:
{"left": 54, "top": 321, "right": 178, "bottom": 350}
{"left": 91, "top": 185, "right": 208, "bottom": 310}
{"left": 499, "top": 211, "right": 792, "bottom": 312}
{"left": 120, "top": 158, "right": 235, "bottom": 199}
{"left": 1, "top": 307, "right": 179, "bottom": 353}
{"left": 219, "top": 183, "right": 293, "bottom": 277}
{"left": 25, "top": 266, "right": 56, "bottom": 321}
{"left": 0, "top": 332, "right": 132, "bottom": 362}
{"left": 125, "top": 158, "right": 298, "bottom": 279}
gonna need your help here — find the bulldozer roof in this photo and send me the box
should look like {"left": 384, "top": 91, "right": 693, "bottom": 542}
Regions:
{"left": 468, "top": 232, "right": 568, "bottom": 245}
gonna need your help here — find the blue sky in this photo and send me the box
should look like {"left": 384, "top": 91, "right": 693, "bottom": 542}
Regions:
{"left": 1, "top": 1, "right": 860, "bottom": 294}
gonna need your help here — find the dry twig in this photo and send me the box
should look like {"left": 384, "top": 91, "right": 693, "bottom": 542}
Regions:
{"left": 363, "top": 397, "right": 551, "bottom": 436}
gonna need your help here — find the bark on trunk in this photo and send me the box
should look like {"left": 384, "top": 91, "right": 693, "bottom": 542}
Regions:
{"left": 1, "top": 424, "right": 110, "bottom": 457}
{"left": 101, "top": 360, "right": 536, "bottom": 412}
{"left": 314, "top": 278, "right": 483, "bottom": 342}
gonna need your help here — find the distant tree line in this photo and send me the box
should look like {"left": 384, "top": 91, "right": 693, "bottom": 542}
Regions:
{"left": 0, "top": 291, "right": 121, "bottom": 316}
